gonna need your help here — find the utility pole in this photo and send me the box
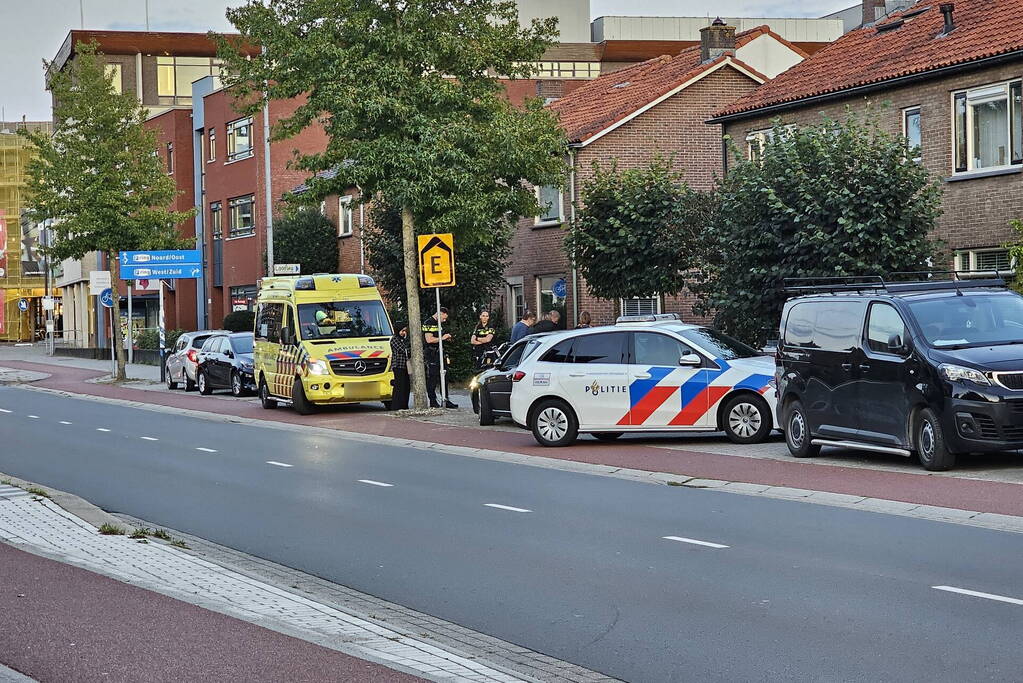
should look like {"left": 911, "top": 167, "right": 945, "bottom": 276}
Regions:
{"left": 145, "top": 0, "right": 150, "bottom": 31}
{"left": 79, "top": 0, "right": 84, "bottom": 28}
{"left": 262, "top": 48, "right": 274, "bottom": 277}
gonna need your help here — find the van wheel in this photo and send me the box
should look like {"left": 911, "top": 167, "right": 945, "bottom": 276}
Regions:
{"left": 593, "top": 432, "right": 623, "bottom": 441}
{"left": 259, "top": 379, "right": 277, "bottom": 410}
{"left": 197, "top": 371, "right": 212, "bottom": 396}
{"left": 292, "top": 378, "right": 315, "bottom": 416}
{"left": 723, "top": 394, "right": 772, "bottom": 444}
{"left": 479, "top": 390, "right": 495, "bottom": 426}
{"left": 916, "top": 407, "right": 956, "bottom": 471}
{"left": 784, "top": 400, "right": 820, "bottom": 458}
{"left": 530, "top": 399, "right": 578, "bottom": 447}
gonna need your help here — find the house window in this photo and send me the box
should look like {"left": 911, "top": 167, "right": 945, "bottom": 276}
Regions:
{"left": 508, "top": 283, "right": 524, "bottom": 322}
{"left": 535, "top": 185, "right": 563, "bottom": 225}
{"left": 228, "top": 195, "right": 255, "bottom": 237}
{"left": 953, "top": 80, "right": 1023, "bottom": 172}
{"left": 207, "top": 127, "right": 216, "bottom": 162}
{"left": 954, "top": 248, "right": 1015, "bottom": 275}
{"left": 209, "top": 201, "right": 222, "bottom": 239}
{"left": 166, "top": 142, "right": 174, "bottom": 173}
{"left": 514, "top": 61, "right": 601, "bottom": 79}
{"left": 226, "top": 117, "right": 254, "bottom": 161}
{"left": 621, "top": 297, "right": 661, "bottom": 317}
{"left": 903, "top": 107, "right": 921, "bottom": 161}
{"left": 537, "top": 275, "right": 567, "bottom": 323}
{"left": 746, "top": 129, "right": 770, "bottom": 162}
{"left": 338, "top": 196, "right": 354, "bottom": 236}
{"left": 104, "top": 63, "right": 122, "bottom": 94}
{"left": 230, "top": 285, "right": 258, "bottom": 312}
{"left": 156, "top": 56, "right": 223, "bottom": 106}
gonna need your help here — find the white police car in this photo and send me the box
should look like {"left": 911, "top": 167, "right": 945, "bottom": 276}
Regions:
{"left": 509, "top": 315, "right": 778, "bottom": 447}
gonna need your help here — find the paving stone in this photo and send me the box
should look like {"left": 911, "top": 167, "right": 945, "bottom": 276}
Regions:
{"left": 805, "top": 491, "right": 867, "bottom": 506}
{"left": 682, "top": 478, "right": 729, "bottom": 488}
{"left": 719, "top": 482, "right": 772, "bottom": 495}
{"left": 969, "top": 513, "right": 1023, "bottom": 531}
{"left": 851, "top": 498, "right": 921, "bottom": 514}
{"left": 762, "top": 486, "right": 815, "bottom": 499}
{"left": 907, "top": 505, "right": 980, "bottom": 521}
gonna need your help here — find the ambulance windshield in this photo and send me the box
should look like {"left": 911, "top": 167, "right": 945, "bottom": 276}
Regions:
{"left": 298, "top": 301, "right": 392, "bottom": 340}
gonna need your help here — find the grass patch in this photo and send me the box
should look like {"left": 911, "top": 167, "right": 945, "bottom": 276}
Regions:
{"left": 169, "top": 539, "right": 189, "bottom": 549}
{"left": 98, "top": 523, "right": 125, "bottom": 535}
{"left": 129, "top": 527, "right": 151, "bottom": 539}
{"left": 150, "top": 528, "right": 172, "bottom": 541}
{"left": 26, "top": 487, "right": 50, "bottom": 498}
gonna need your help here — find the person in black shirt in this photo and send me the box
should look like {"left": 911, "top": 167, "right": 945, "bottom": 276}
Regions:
{"left": 532, "top": 309, "right": 560, "bottom": 334}
{"left": 575, "top": 311, "right": 592, "bottom": 329}
{"left": 422, "top": 308, "right": 456, "bottom": 408}
{"left": 470, "top": 310, "right": 497, "bottom": 370}
{"left": 389, "top": 326, "right": 411, "bottom": 410}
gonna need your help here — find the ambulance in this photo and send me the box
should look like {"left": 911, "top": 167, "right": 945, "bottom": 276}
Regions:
{"left": 253, "top": 274, "right": 394, "bottom": 414}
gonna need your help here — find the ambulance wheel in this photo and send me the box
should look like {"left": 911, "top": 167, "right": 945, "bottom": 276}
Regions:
{"left": 197, "top": 371, "right": 212, "bottom": 396}
{"left": 292, "top": 378, "right": 315, "bottom": 416}
{"left": 259, "top": 378, "right": 277, "bottom": 410}
{"left": 722, "top": 394, "right": 772, "bottom": 444}
{"left": 530, "top": 399, "right": 578, "bottom": 447}
{"left": 592, "top": 432, "right": 622, "bottom": 441}
{"left": 478, "top": 390, "right": 495, "bottom": 426}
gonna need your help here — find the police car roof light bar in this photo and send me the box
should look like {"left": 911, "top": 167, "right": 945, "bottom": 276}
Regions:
{"left": 615, "top": 313, "right": 681, "bottom": 324}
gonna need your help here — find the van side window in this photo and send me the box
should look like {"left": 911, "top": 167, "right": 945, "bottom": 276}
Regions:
{"left": 570, "top": 332, "right": 627, "bottom": 364}
{"left": 541, "top": 339, "right": 573, "bottom": 363}
{"left": 632, "top": 332, "right": 691, "bottom": 366}
{"left": 783, "top": 304, "right": 814, "bottom": 347}
{"left": 256, "top": 303, "right": 283, "bottom": 343}
{"left": 784, "top": 301, "right": 865, "bottom": 352}
{"left": 866, "top": 303, "right": 907, "bottom": 353}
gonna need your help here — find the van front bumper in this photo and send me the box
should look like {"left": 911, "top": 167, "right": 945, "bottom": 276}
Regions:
{"left": 303, "top": 374, "right": 393, "bottom": 404}
{"left": 945, "top": 395, "right": 1023, "bottom": 452}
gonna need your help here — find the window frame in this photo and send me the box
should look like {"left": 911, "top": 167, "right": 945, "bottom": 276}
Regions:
{"left": 166, "top": 142, "right": 174, "bottom": 174}
{"left": 864, "top": 302, "right": 908, "bottom": 356}
{"left": 225, "top": 117, "right": 254, "bottom": 162}
{"left": 902, "top": 106, "right": 922, "bottom": 162}
{"left": 629, "top": 331, "right": 692, "bottom": 367}
{"left": 620, "top": 296, "right": 661, "bottom": 317}
{"left": 207, "top": 127, "right": 217, "bottom": 162}
{"left": 227, "top": 195, "right": 255, "bottom": 239}
{"left": 338, "top": 195, "right": 354, "bottom": 237}
{"left": 209, "top": 201, "right": 223, "bottom": 239}
{"left": 104, "top": 63, "right": 122, "bottom": 94}
{"left": 155, "top": 56, "right": 223, "bottom": 106}
{"left": 951, "top": 79, "right": 1023, "bottom": 174}
{"left": 534, "top": 185, "right": 564, "bottom": 226}
{"left": 953, "top": 247, "right": 1016, "bottom": 276}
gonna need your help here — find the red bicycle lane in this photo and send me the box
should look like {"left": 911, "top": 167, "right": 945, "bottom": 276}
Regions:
{"left": 5, "top": 359, "right": 1023, "bottom": 517}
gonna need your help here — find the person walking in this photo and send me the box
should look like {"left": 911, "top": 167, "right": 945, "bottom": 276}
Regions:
{"left": 510, "top": 310, "right": 536, "bottom": 343}
{"left": 470, "top": 310, "right": 497, "bottom": 370}
{"left": 575, "top": 311, "right": 592, "bottom": 329}
{"left": 422, "top": 307, "right": 457, "bottom": 409}
{"left": 532, "top": 309, "right": 560, "bottom": 334}
{"left": 389, "top": 326, "right": 411, "bottom": 410}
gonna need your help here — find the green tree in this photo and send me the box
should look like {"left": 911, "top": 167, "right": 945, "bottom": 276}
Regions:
{"left": 21, "top": 43, "right": 194, "bottom": 379}
{"left": 365, "top": 202, "right": 512, "bottom": 381}
{"left": 1004, "top": 219, "right": 1023, "bottom": 294}
{"left": 565, "top": 159, "right": 716, "bottom": 303}
{"left": 217, "top": 0, "right": 566, "bottom": 409}
{"left": 693, "top": 111, "right": 942, "bottom": 344}
{"left": 273, "top": 208, "right": 339, "bottom": 275}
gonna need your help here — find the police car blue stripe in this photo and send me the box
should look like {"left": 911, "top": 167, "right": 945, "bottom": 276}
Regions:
{"left": 628, "top": 366, "right": 675, "bottom": 408}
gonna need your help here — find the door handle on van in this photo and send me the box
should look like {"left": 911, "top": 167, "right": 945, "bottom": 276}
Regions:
{"left": 859, "top": 364, "right": 871, "bottom": 371}
{"left": 841, "top": 363, "right": 853, "bottom": 371}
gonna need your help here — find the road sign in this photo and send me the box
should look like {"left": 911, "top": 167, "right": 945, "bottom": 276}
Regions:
{"left": 119, "top": 250, "right": 202, "bottom": 281}
{"left": 417, "top": 233, "right": 455, "bottom": 288}
{"left": 273, "top": 263, "right": 301, "bottom": 275}
{"left": 42, "top": 296, "right": 55, "bottom": 311}
{"left": 17, "top": 298, "right": 28, "bottom": 312}
{"left": 89, "top": 270, "right": 111, "bottom": 294}
{"left": 100, "top": 288, "right": 114, "bottom": 308}
{"left": 552, "top": 278, "right": 567, "bottom": 299}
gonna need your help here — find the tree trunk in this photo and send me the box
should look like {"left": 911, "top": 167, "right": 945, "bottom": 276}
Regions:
{"left": 108, "top": 253, "right": 127, "bottom": 381}
{"left": 401, "top": 205, "right": 429, "bottom": 410}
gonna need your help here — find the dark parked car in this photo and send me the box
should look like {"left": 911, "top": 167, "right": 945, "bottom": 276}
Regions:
{"left": 196, "top": 332, "right": 256, "bottom": 397}
{"left": 777, "top": 275, "right": 1023, "bottom": 471}
{"left": 166, "top": 330, "right": 228, "bottom": 391}
{"left": 470, "top": 335, "right": 546, "bottom": 426}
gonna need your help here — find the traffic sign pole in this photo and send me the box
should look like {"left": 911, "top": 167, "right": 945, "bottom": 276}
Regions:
{"left": 436, "top": 287, "right": 446, "bottom": 405}
{"left": 159, "top": 281, "right": 166, "bottom": 384}
{"left": 127, "top": 283, "right": 133, "bottom": 365}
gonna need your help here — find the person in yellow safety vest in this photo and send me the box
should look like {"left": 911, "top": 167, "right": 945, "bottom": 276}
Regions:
{"left": 470, "top": 310, "right": 496, "bottom": 370}
{"left": 422, "top": 307, "right": 457, "bottom": 409}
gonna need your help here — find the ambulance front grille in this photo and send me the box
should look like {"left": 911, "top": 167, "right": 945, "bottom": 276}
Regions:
{"left": 330, "top": 358, "right": 388, "bottom": 376}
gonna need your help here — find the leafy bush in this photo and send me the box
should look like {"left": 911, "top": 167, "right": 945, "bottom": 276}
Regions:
{"left": 693, "top": 110, "right": 942, "bottom": 344}
{"left": 223, "top": 310, "right": 255, "bottom": 333}
{"left": 272, "top": 208, "right": 340, "bottom": 275}
{"left": 136, "top": 328, "right": 184, "bottom": 350}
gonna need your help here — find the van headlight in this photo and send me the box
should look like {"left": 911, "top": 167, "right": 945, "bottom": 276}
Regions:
{"left": 305, "top": 359, "right": 330, "bottom": 376}
{"left": 939, "top": 364, "right": 990, "bottom": 386}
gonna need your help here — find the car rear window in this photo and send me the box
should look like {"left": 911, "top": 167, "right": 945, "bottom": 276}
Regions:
{"left": 192, "top": 335, "right": 212, "bottom": 349}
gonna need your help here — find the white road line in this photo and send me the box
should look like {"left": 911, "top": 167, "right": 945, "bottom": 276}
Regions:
{"left": 484, "top": 503, "right": 532, "bottom": 513}
{"left": 59, "top": 421, "right": 72, "bottom": 425}
{"left": 663, "top": 535, "right": 730, "bottom": 549}
{"left": 0, "top": 409, "right": 11, "bottom": 413}
{"left": 933, "top": 586, "right": 1023, "bottom": 606}
{"left": 27, "top": 415, "right": 39, "bottom": 419}
{"left": 140, "top": 436, "right": 159, "bottom": 441}
{"left": 96, "top": 428, "right": 111, "bottom": 432}
{"left": 358, "top": 479, "right": 395, "bottom": 487}
{"left": 196, "top": 447, "right": 217, "bottom": 453}
{"left": 266, "top": 461, "right": 293, "bottom": 468}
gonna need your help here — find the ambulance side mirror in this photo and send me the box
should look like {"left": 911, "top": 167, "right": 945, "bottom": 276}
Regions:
{"left": 281, "top": 326, "right": 296, "bottom": 346}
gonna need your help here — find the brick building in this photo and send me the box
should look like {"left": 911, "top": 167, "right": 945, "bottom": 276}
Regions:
{"left": 711, "top": 0, "right": 1023, "bottom": 274}
{"left": 500, "top": 22, "right": 808, "bottom": 328}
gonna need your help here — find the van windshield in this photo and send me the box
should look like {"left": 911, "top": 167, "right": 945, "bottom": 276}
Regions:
{"left": 907, "top": 294, "right": 1023, "bottom": 348}
{"left": 678, "top": 328, "right": 758, "bottom": 359}
{"left": 298, "top": 301, "right": 392, "bottom": 340}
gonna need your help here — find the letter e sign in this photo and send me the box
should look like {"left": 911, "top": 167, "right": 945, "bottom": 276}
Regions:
{"left": 417, "top": 233, "right": 456, "bottom": 288}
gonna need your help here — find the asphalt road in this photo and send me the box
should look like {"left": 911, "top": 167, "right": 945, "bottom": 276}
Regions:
{"left": 3, "top": 386, "right": 1023, "bottom": 682}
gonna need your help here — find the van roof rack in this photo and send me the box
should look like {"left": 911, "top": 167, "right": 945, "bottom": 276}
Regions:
{"left": 783, "top": 271, "right": 1007, "bottom": 296}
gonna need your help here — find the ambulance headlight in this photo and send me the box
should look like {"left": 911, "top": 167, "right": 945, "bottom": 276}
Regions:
{"left": 306, "top": 359, "right": 330, "bottom": 376}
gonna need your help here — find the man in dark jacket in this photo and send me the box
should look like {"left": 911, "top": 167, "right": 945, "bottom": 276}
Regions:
{"left": 532, "top": 310, "right": 560, "bottom": 334}
{"left": 389, "top": 327, "right": 411, "bottom": 410}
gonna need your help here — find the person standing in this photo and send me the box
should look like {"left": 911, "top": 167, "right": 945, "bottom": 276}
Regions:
{"left": 575, "top": 311, "right": 592, "bottom": 329}
{"left": 423, "top": 307, "right": 457, "bottom": 408}
{"left": 389, "top": 326, "right": 411, "bottom": 410}
{"left": 532, "top": 309, "right": 561, "bottom": 334}
{"left": 510, "top": 310, "right": 536, "bottom": 343}
{"left": 470, "top": 310, "right": 497, "bottom": 370}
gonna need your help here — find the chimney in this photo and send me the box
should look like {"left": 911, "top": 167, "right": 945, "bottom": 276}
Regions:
{"left": 939, "top": 3, "right": 956, "bottom": 34}
{"left": 862, "top": 0, "right": 885, "bottom": 26}
{"left": 700, "top": 18, "right": 736, "bottom": 63}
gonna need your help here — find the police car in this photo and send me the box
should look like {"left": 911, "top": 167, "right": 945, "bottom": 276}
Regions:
{"left": 509, "top": 314, "right": 777, "bottom": 447}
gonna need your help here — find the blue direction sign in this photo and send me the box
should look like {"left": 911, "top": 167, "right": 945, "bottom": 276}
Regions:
{"left": 17, "top": 298, "right": 28, "bottom": 312}
{"left": 552, "top": 278, "right": 568, "bottom": 299}
{"left": 100, "top": 288, "right": 114, "bottom": 308}
{"left": 119, "top": 250, "right": 202, "bottom": 280}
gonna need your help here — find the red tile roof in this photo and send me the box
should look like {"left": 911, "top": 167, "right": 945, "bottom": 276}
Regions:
{"left": 550, "top": 27, "right": 776, "bottom": 145}
{"left": 714, "top": 0, "right": 1023, "bottom": 119}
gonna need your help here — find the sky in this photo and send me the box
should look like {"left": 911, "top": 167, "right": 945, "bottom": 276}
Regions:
{"left": 0, "top": 0, "right": 854, "bottom": 121}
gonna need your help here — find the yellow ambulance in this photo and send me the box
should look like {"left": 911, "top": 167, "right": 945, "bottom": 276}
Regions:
{"left": 253, "top": 274, "right": 394, "bottom": 414}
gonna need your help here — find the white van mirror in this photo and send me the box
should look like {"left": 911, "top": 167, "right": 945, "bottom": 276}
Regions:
{"left": 679, "top": 352, "right": 702, "bottom": 366}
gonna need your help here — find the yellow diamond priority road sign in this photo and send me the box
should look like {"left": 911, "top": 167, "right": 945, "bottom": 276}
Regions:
{"left": 418, "top": 233, "right": 455, "bottom": 288}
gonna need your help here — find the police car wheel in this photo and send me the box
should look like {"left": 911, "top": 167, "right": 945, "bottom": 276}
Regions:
{"left": 259, "top": 379, "right": 278, "bottom": 409}
{"left": 197, "top": 371, "right": 212, "bottom": 396}
{"left": 292, "top": 378, "right": 315, "bottom": 416}
{"left": 478, "top": 390, "right": 495, "bottom": 426}
{"left": 530, "top": 399, "right": 578, "bottom": 447}
{"left": 723, "top": 395, "right": 772, "bottom": 444}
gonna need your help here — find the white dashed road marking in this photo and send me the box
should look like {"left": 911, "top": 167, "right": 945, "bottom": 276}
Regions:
{"left": 484, "top": 503, "right": 532, "bottom": 513}
{"left": 96, "top": 428, "right": 111, "bottom": 433}
{"left": 358, "top": 480, "right": 395, "bottom": 487}
{"left": 663, "top": 536, "right": 730, "bottom": 549}
{"left": 266, "top": 461, "right": 293, "bottom": 468}
{"left": 933, "top": 586, "right": 1023, "bottom": 606}
{"left": 196, "top": 447, "right": 217, "bottom": 453}
{"left": 27, "top": 415, "right": 39, "bottom": 419}
{"left": 140, "top": 436, "right": 159, "bottom": 441}
{"left": 0, "top": 409, "right": 11, "bottom": 413}
{"left": 59, "top": 421, "right": 72, "bottom": 425}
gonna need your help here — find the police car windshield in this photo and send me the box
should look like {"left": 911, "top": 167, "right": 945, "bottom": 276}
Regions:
{"left": 678, "top": 328, "right": 758, "bottom": 359}
{"left": 908, "top": 294, "right": 1023, "bottom": 348}
{"left": 298, "top": 301, "right": 392, "bottom": 340}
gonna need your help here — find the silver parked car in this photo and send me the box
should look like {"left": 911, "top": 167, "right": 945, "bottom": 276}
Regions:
{"left": 166, "top": 330, "right": 228, "bottom": 391}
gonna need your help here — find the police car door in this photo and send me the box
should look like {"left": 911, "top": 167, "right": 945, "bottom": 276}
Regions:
{"left": 557, "top": 331, "right": 630, "bottom": 429}
{"left": 625, "top": 332, "right": 708, "bottom": 428}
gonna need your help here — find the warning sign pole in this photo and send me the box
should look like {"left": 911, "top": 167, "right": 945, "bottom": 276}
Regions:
{"left": 417, "top": 234, "right": 456, "bottom": 406}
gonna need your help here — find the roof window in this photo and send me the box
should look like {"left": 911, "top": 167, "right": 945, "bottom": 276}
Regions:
{"left": 612, "top": 81, "right": 631, "bottom": 89}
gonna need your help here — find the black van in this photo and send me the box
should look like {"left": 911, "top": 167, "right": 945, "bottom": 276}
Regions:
{"left": 776, "top": 275, "right": 1023, "bottom": 471}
